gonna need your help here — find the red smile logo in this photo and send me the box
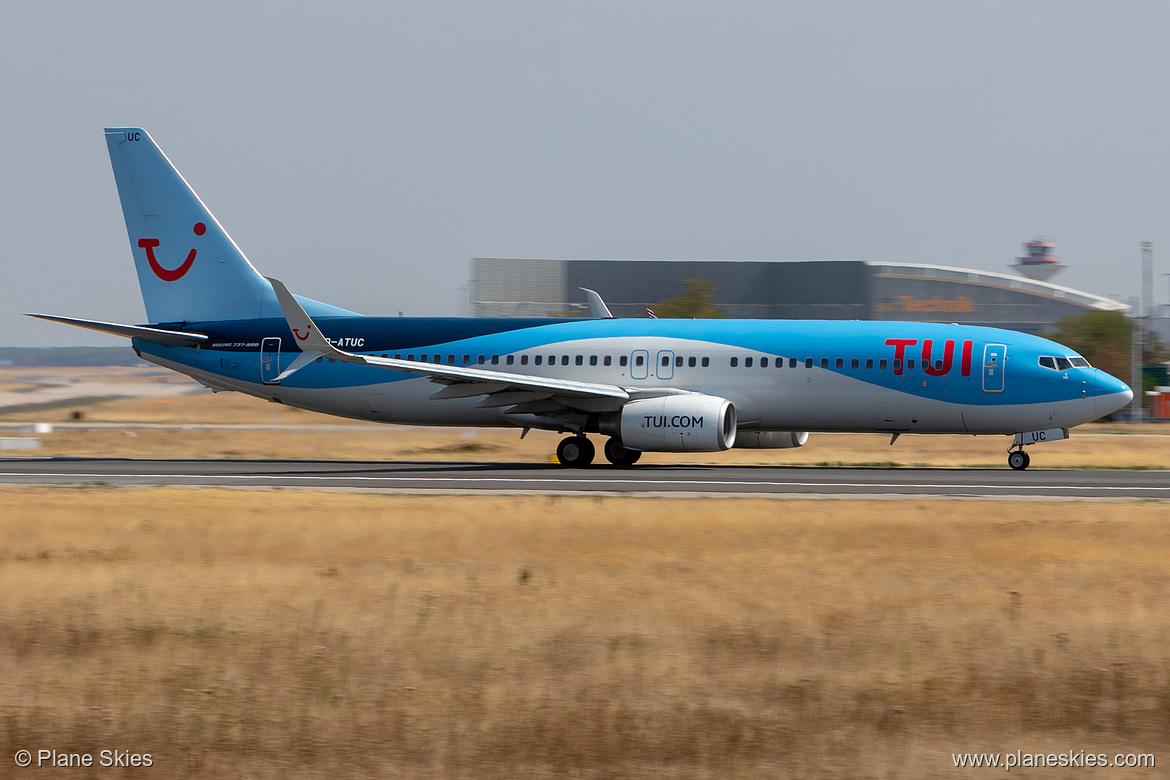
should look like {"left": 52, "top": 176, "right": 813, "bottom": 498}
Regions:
{"left": 139, "top": 222, "right": 206, "bottom": 281}
{"left": 292, "top": 326, "right": 312, "bottom": 341}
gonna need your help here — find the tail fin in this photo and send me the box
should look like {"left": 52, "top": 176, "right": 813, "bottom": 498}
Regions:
{"left": 104, "top": 128, "right": 355, "bottom": 324}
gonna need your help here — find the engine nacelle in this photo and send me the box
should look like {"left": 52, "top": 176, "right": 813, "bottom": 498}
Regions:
{"left": 734, "top": 430, "right": 809, "bottom": 449}
{"left": 602, "top": 395, "right": 736, "bottom": 452}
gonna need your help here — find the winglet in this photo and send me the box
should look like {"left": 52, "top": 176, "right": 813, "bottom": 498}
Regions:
{"left": 266, "top": 278, "right": 341, "bottom": 354}
{"left": 265, "top": 277, "right": 359, "bottom": 380}
{"left": 580, "top": 288, "right": 615, "bottom": 319}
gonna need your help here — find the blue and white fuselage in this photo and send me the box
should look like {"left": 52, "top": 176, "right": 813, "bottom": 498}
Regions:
{"left": 32, "top": 128, "right": 1133, "bottom": 469}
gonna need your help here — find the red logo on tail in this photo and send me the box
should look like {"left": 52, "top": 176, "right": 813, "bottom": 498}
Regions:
{"left": 293, "top": 326, "right": 312, "bottom": 341}
{"left": 139, "top": 222, "right": 205, "bottom": 282}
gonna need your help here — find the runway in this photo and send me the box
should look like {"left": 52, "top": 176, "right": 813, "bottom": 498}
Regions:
{"left": 0, "top": 458, "right": 1166, "bottom": 498}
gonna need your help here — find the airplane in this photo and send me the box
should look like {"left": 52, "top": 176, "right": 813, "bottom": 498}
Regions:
{"left": 30, "top": 127, "right": 1133, "bottom": 471}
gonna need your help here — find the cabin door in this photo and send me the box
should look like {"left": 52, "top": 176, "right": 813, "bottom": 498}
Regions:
{"left": 261, "top": 337, "right": 282, "bottom": 384}
{"left": 656, "top": 350, "right": 675, "bottom": 380}
{"left": 630, "top": 350, "right": 649, "bottom": 380}
{"left": 982, "top": 344, "right": 1006, "bottom": 393}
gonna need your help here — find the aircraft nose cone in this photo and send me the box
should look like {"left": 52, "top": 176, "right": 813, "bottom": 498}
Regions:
{"left": 1094, "top": 374, "right": 1133, "bottom": 419}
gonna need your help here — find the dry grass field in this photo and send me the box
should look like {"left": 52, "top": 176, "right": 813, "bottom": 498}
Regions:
{"left": 1, "top": 489, "right": 1168, "bottom": 778}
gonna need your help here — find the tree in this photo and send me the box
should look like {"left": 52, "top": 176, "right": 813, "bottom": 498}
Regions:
{"left": 653, "top": 278, "right": 724, "bottom": 319}
{"left": 1045, "top": 310, "right": 1168, "bottom": 397}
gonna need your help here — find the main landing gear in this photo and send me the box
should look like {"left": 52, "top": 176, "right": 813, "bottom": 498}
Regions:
{"left": 555, "top": 436, "right": 642, "bottom": 467}
{"left": 603, "top": 437, "right": 642, "bottom": 467}
{"left": 556, "top": 436, "right": 595, "bottom": 467}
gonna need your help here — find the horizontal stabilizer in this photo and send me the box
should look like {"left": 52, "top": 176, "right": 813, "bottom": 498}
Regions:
{"left": 26, "top": 314, "right": 208, "bottom": 347}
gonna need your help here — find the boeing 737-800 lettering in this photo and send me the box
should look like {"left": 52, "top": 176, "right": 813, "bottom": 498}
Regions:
{"left": 30, "top": 128, "right": 1133, "bottom": 469}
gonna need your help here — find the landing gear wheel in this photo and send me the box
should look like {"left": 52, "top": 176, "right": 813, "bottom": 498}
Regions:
{"left": 1008, "top": 450, "right": 1030, "bottom": 470}
{"left": 556, "top": 436, "right": 595, "bottom": 467}
{"left": 603, "top": 438, "right": 642, "bottom": 467}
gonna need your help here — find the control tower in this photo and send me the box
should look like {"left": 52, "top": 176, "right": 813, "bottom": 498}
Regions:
{"left": 1012, "top": 239, "right": 1066, "bottom": 282}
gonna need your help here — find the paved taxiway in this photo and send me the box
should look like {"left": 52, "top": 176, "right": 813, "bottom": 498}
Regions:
{"left": 0, "top": 458, "right": 1166, "bottom": 498}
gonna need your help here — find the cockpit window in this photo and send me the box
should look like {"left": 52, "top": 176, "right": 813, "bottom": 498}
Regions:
{"left": 1040, "top": 355, "right": 1090, "bottom": 371}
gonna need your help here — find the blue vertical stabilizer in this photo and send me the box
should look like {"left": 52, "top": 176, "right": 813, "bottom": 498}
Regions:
{"left": 104, "top": 127, "right": 355, "bottom": 324}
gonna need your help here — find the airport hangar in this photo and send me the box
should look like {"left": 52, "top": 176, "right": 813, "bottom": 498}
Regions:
{"left": 468, "top": 258, "right": 1126, "bottom": 334}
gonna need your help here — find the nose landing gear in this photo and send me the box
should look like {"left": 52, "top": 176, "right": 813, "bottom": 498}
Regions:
{"left": 1007, "top": 427, "right": 1069, "bottom": 470}
{"left": 1007, "top": 448, "right": 1031, "bottom": 471}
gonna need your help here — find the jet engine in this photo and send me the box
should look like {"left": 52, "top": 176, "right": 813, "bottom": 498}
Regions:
{"left": 600, "top": 395, "right": 736, "bottom": 452}
{"left": 733, "top": 430, "right": 809, "bottom": 449}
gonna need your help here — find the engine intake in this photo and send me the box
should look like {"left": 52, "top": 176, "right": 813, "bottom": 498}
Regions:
{"left": 601, "top": 395, "right": 736, "bottom": 452}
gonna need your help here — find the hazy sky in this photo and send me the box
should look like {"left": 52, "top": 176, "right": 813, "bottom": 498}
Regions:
{"left": 3, "top": 1, "right": 1168, "bottom": 346}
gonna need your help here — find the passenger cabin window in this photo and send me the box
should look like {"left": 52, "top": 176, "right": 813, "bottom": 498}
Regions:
{"left": 745, "top": 357, "right": 753, "bottom": 368}
{"left": 805, "top": 358, "right": 813, "bottom": 368}
{"left": 851, "top": 358, "right": 860, "bottom": 369}
{"left": 865, "top": 358, "right": 873, "bottom": 369}
{"left": 675, "top": 356, "right": 683, "bottom": 367}
{"left": 662, "top": 355, "right": 670, "bottom": 367}
{"left": 448, "top": 354, "right": 456, "bottom": 365}
{"left": 880, "top": 359, "right": 888, "bottom": 370}
{"left": 589, "top": 355, "right": 597, "bottom": 366}
{"left": 893, "top": 359, "right": 901, "bottom": 371}
{"left": 820, "top": 358, "right": 829, "bottom": 369}
{"left": 760, "top": 357, "right": 769, "bottom": 368}
{"left": 634, "top": 355, "right": 643, "bottom": 367}
{"left": 463, "top": 354, "right": 471, "bottom": 365}
{"left": 519, "top": 355, "right": 527, "bottom": 366}
{"left": 730, "top": 357, "right": 739, "bottom": 368}
{"left": 702, "top": 357, "right": 710, "bottom": 367}
{"left": 688, "top": 357, "right": 696, "bottom": 367}
{"left": 575, "top": 355, "right": 583, "bottom": 366}
{"left": 491, "top": 355, "right": 499, "bottom": 365}
{"left": 907, "top": 359, "right": 915, "bottom": 370}
{"left": 835, "top": 358, "right": 844, "bottom": 369}
{"left": 604, "top": 356, "right": 612, "bottom": 366}
{"left": 620, "top": 356, "right": 628, "bottom": 367}
{"left": 789, "top": 358, "right": 797, "bottom": 368}
{"left": 420, "top": 354, "right": 428, "bottom": 363}
{"left": 534, "top": 355, "right": 542, "bottom": 366}
{"left": 562, "top": 355, "right": 570, "bottom": 366}
{"left": 505, "top": 355, "right": 513, "bottom": 365}
{"left": 478, "top": 355, "right": 486, "bottom": 365}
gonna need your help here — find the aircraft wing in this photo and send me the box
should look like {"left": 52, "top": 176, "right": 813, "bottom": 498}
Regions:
{"left": 26, "top": 314, "right": 209, "bottom": 347}
{"left": 266, "top": 278, "right": 630, "bottom": 406}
